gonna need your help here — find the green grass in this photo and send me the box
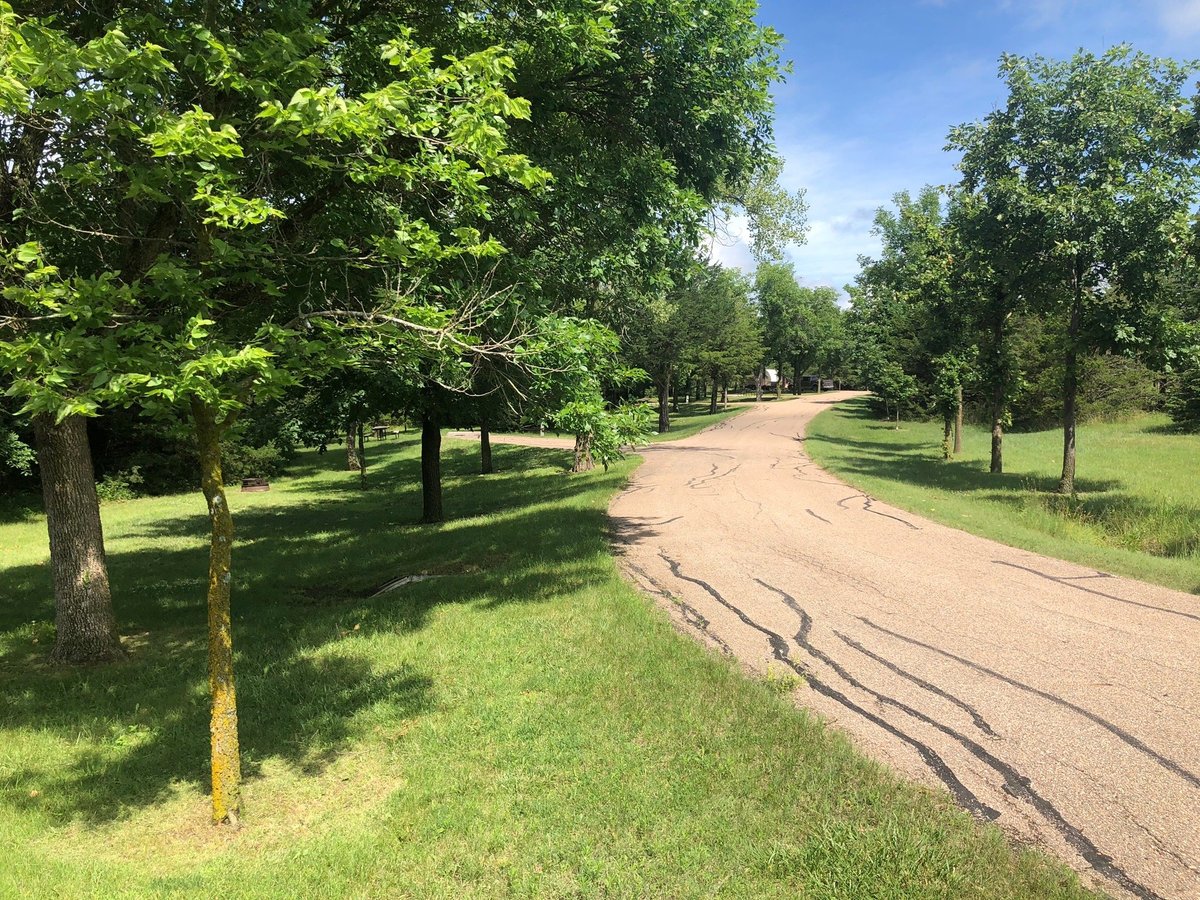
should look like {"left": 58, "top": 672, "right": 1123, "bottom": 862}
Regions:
{"left": 648, "top": 400, "right": 752, "bottom": 442}
{"left": 807, "top": 398, "right": 1200, "bottom": 595}
{"left": 0, "top": 433, "right": 1096, "bottom": 898}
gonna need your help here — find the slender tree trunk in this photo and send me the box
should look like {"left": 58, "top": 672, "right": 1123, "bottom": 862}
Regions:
{"left": 722, "top": 380, "right": 728, "bottom": 409}
{"left": 572, "top": 432, "right": 594, "bottom": 473}
{"left": 480, "top": 417, "right": 493, "bottom": 475}
{"left": 1059, "top": 283, "right": 1082, "bottom": 495}
{"left": 657, "top": 367, "right": 671, "bottom": 433}
{"left": 357, "top": 423, "right": 367, "bottom": 483}
{"left": 755, "top": 368, "right": 763, "bottom": 402}
{"left": 671, "top": 377, "right": 681, "bottom": 413}
{"left": 345, "top": 422, "right": 360, "bottom": 471}
{"left": 192, "top": 400, "right": 241, "bottom": 826}
{"left": 794, "top": 360, "right": 801, "bottom": 395}
{"left": 420, "top": 410, "right": 443, "bottom": 523}
{"left": 34, "top": 414, "right": 122, "bottom": 665}
{"left": 990, "top": 381, "right": 1005, "bottom": 475}
{"left": 817, "top": 375, "right": 823, "bottom": 394}
{"left": 954, "top": 384, "right": 964, "bottom": 455}
{"left": 942, "top": 413, "right": 953, "bottom": 460}
{"left": 775, "top": 358, "right": 783, "bottom": 399}
{"left": 709, "top": 372, "right": 719, "bottom": 415}
{"left": 989, "top": 296, "right": 1006, "bottom": 475}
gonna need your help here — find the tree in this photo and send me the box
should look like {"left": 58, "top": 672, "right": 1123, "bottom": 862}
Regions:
{"left": 0, "top": 2, "right": 546, "bottom": 824}
{"left": 683, "top": 265, "right": 763, "bottom": 413}
{"left": 755, "top": 261, "right": 803, "bottom": 400}
{"left": 950, "top": 48, "right": 1200, "bottom": 493}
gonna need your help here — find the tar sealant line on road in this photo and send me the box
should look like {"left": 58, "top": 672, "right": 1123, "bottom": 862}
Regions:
{"left": 831, "top": 630, "right": 998, "bottom": 738}
{"left": 656, "top": 551, "right": 999, "bottom": 821}
{"left": 610, "top": 392, "right": 1198, "bottom": 899}
{"left": 995, "top": 560, "right": 1200, "bottom": 624}
{"left": 857, "top": 616, "right": 1200, "bottom": 791}
{"left": 749, "top": 578, "right": 1164, "bottom": 900}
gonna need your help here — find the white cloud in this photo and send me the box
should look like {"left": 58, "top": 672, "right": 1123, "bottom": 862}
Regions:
{"left": 1157, "top": 0, "right": 1200, "bottom": 35}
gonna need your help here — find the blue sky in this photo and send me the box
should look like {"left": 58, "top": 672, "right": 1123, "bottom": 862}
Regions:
{"left": 710, "top": 0, "right": 1200, "bottom": 292}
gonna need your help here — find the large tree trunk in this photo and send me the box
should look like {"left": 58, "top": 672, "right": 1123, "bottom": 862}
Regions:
{"left": 420, "top": 411, "right": 443, "bottom": 523}
{"left": 34, "top": 414, "right": 122, "bottom": 665}
{"left": 572, "top": 432, "right": 594, "bottom": 473}
{"left": 480, "top": 417, "right": 494, "bottom": 475}
{"left": 657, "top": 367, "right": 671, "bottom": 433}
{"left": 709, "top": 372, "right": 719, "bottom": 415}
{"left": 954, "top": 384, "right": 964, "bottom": 455}
{"left": 1059, "top": 283, "right": 1082, "bottom": 495}
{"left": 345, "top": 422, "right": 360, "bottom": 471}
{"left": 192, "top": 400, "right": 242, "bottom": 826}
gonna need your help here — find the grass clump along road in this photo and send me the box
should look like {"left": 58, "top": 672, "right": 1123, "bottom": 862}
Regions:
{"left": 1, "top": 433, "right": 1095, "bottom": 898}
{"left": 807, "top": 397, "right": 1200, "bottom": 594}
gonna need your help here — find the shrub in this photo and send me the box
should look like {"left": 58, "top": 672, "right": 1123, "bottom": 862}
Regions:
{"left": 219, "top": 440, "right": 287, "bottom": 484}
{"left": 96, "top": 466, "right": 145, "bottom": 503}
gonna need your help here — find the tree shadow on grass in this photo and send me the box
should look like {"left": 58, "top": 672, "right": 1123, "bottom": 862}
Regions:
{"left": 809, "top": 400, "right": 1122, "bottom": 498}
{"left": 0, "top": 440, "right": 617, "bottom": 826}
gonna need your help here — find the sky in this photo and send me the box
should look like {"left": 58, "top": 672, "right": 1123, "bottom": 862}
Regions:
{"left": 709, "top": 0, "right": 1200, "bottom": 294}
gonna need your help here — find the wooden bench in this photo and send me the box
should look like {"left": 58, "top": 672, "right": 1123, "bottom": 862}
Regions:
{"left": 240, "top": 477, "right": 270, "bottom": 493}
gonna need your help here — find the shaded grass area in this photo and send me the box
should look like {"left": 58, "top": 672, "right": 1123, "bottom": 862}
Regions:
{"left": 1, "top": 434, "right": 1095, "bottom": 898}
{"left": 807, "top": 398, "right": 1200, "bottom": 595}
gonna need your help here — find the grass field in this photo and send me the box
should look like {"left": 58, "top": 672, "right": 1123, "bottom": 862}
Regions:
{"left": 0, "top": 426, "right": 1095, "bottom": 898}
{"left": 807, "top": 398, "right": 1200, "bottom": 595}
{"left": 648, "top": 399, "right": 753, "bottom": 442}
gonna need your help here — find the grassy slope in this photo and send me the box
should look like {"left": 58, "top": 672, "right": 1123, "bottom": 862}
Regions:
{"left": 806, "top": 398, "right": 1200, "bottom": 595}
{"left": 0, "top": 432, "right": 1094, "bottom": 898}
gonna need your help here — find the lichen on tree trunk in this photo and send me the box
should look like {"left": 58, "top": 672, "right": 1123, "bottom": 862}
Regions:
{"left": 34, "top": 414, "right": 123, "bottom": 665}
{"left": 345, "top": 422, "right": 360, "bottom": 471}
{"left": 1059, "top": 286, "right": 1082, "bottom": 495}
{"left": 192, "top": 399, "right": 242, "bottom": 826}
{"left": 954, "top": 384, "right": 964, "bottom": 456}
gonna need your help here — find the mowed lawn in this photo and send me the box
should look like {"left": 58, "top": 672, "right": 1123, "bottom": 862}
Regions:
{"left": 0, "top": 432, "right": 1095, "bottom": 898}
{"left": 807, "top": 397, "right": 1200, "bottom": 595}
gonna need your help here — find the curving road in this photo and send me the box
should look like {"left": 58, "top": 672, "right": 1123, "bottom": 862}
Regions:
{"left": 603, "top": 393, "right": 1200, "bottom": 900}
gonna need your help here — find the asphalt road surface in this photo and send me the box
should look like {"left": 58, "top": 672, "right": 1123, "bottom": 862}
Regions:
{"left": 612, "top": 393, "right": 1200, "bottom": 900}
{"left": 456, "top": 395, "right": 1200, "bottom": 898}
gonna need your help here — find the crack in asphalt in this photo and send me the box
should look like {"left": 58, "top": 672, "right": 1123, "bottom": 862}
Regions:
{"left": 995, "top": 560, "right": 1200, "bottom": 625}
{"left": 832, "top": 630, "right": 999, "bottom": 738}
{"left": 623, "top": 560, "right": 734, "bottom": 656}
{"left": 858, "top": 617, "right": 1200, "bottom": 792}
{"left": 747, "top": 581, "right": 1162, "bottom": 900}
{"left": 836, "top": 492, "right": 921, "bottom": 530}
{"left": 806, "top": 508, "right": 832, "bottom": 525}
{"left": 655, "top": 553, "right": 999, "bottom": 821}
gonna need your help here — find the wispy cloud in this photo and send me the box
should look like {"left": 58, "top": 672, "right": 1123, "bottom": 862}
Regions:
{"left": 1156, "top": 0, "right": 1200, "bottom": 36}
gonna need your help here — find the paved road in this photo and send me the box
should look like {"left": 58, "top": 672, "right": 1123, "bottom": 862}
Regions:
{"left": 605, "top": 393, "right": 1200, "bottom": 900}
